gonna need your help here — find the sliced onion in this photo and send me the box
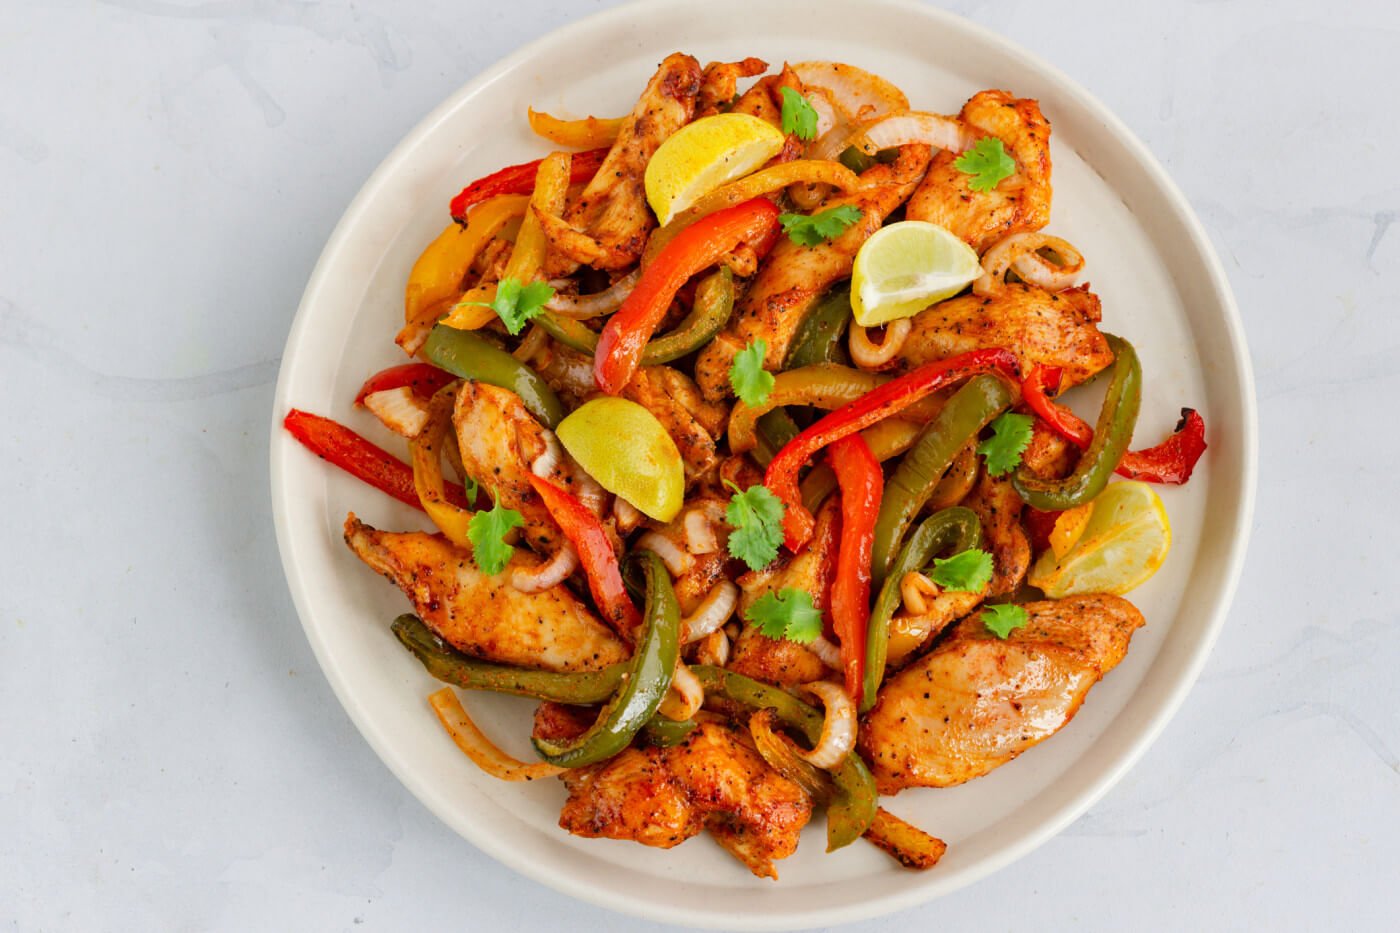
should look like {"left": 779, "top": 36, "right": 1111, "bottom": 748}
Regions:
{"left": 636, "top": 530, "right": 695, "bottom": 577}
{"left": 748, "top": 708, "right": 832, "bottom": 801}
{"left": 613, "top": 495, "right": 644, "bottom": 533}
{"left": 806, "top": 634, "right": 843, "bottom": 671}
{"left": 427, "top": 687, "right": 564, "bottom": 781}
{"left": 531, "top": 429, "right": 564, "bottom": 477}
{"left": 848, "top": 318, "right": 911, "bottom": 370}
{"left": 543, "top": 269, "right": 640, "bottom": 319}
{"left": 848, "top": 110, "right": 975, "bottom": 157}
{"left": 797, "top": 681, "right": 857, "bottom": 770}
{"left": 682, "top": 581, "right": 738, "bottom": 642}
{"left": 362, "top": 386, "right": 430, "bottom": 438}
{"left": 789, "top": 61, "right": 909, "bottom": 121}
{"left": 805, "top": 87, "right": 840, "bottom": 141}
{"left": 900, "top": 571, "right": 940, "bottom": 616}
{"left": 693, "top": 629, "right": 729, "bottom": 667}
{"left": 658, "top": 661, "right": 704, "bottom": 721}
{"left": 512, "top": 323, "right": 547, "bottom": 363}
{"left": 974, "top": 232, "right": 1086, "bottom": 296}
{"left": 509, "top": 544, "right": 579, "bottom": 593}
{"left": 683, "top": 502, "right": 727, "bottom": 554}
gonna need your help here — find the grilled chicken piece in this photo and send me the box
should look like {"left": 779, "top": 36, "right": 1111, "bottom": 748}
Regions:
{"left": 344, "top": 515, "right": 627, "bottom": 671}
{"left": 548, "top": 718, "right": 813, "bottom": 878}
{"left": 550, "top": 53, "right": 702, "bottom": 272}
{"left": 885, "top": 588, "right": 985, "bottom": 669}
{"left": 862, "top": 594, "right": 1144, "bottom": 792}
{"left": 729, "top": 498, "right": 840, "bottom": 686}
{"left": 901, "top": 283, "right": 1112, "bottom": 390}
{"left": 696, "top": 57, "right": 768, "bottom": 117}
{"left": 906, "top": 89, "right": 1052, "bottom": 253}
{"left": 962, "top": 470, "right": 1030, "bottom": 596}
{"left": 730, "top": 65, "right": 808, "bottom": 166}
{"left": 639, "top": 496, "right": 731, "bottom": 616}
{"left": 694, "top": 145, "right": 933, "bottom": 400}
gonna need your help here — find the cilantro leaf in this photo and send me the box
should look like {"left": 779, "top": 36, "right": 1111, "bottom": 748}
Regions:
{"left": 953, "top": 137, "right": 1016, "bottom": 193}
{"left": 778, "top": 86, "right": 819, "bottom": 141}
{"left": 928, "top": 548, "right": 994, "bottom": 592}
{"left": 977, "top": 412, "right": 1033, "bottom": 477}
{"left": 467, "top": 495, "right": 524, "bottom": 575}
{"left": 982, "top": 603, "right": 1029, "bottom": 639}
{"left": 778, "top": 205, "right": 864, "bottom": 247}
{"left": 724, "top": 480, "right": 786, "bottom": 571}
{"left": 729, "top": 339, "right": 775, "bottom": 407}
{"left": 466, "top": 277, "right": 555, "bottom": 335}
{"left": 745, "top": 589, "right": 823, "bottom": 644}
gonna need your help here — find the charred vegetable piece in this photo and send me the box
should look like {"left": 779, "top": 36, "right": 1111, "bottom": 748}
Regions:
{"left": 532, "top": 550, "right": 681, "bottom": 767}
{"left": 1012, "top": 334, "right": 1141, "bottom": 511}
{"left": 421, "top": 325, "right": 566, "bottom": 429}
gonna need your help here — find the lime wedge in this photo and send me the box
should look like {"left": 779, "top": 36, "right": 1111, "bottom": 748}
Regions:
{"left": 850, "top": 220, "right": 982, "bottom": 326}
{"left": 556, "top": 398, "right": 684, "bottom": 522}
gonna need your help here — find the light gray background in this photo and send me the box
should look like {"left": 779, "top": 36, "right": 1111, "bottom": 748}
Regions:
{"left": 3, "top": 1, "right": 1396, "bottom": 930}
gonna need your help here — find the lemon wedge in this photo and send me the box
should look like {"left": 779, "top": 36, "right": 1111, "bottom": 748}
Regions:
{"left": 850, "top": 220, "right": 982, "bottom": 326}
{"left": 1029, "top": 481, "right": 1172, "bottom": 598}
{"left": 644, "top": 113, "right": 786, "bottom": 225}
{"left": 556, "top": 397, "right": 684, "bottom": 522}
{"left": 1048, "top": 502, "right": 1095, "bottom": 560}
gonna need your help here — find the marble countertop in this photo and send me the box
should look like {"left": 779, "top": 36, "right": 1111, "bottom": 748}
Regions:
{"left": 3, "top": 0, "right": 1396, "bottom": 929}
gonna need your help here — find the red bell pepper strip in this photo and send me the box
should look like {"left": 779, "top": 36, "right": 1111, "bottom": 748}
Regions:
{"left": 283, "top": 409, "right": 469, "bottom": 511}
{"left": 527, "top": 474, "right": 641, "bottom": 637}
{"left": 1022, "top": 364, "right": 1207, "bottom": 485}
{"left": 449, "top": 148, "right": 609, "bottom": 223}
{"left": 594, "top": 197, "right": 781, "bottom": 394}
{"left": 764, "top": 348, "right": 1021, "bottom": 552}
{"left": 353, "top": 363, "right": 456, "bottom": 405}
{"left": 828, "top": 434, "right": 882, "bottom": 707}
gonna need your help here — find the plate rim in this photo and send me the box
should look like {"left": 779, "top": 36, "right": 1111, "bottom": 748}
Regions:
{"left": 269, "top": 0, "right": 1258, "bottom": 926}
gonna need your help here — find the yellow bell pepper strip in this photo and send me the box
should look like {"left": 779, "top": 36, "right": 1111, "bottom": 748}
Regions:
{"left": 642, "top": 159, "right": 866, "bottom": 266}
{"left": 531, "top": 550, "right": 681, "bottom": 768}
{"left": 533, "top": 267, "right": 735, "bottom": 365}
{"left": 527, "top": 107, "right": 624, "bottom": 149}
{"left": 863, "top": 507, "right": 982, "bottom": 711}
{"left": 690, "top": 665, "right": 878, "bottom": 851}
{"left": 411, "top": 384, "right": 475, "bottom": 549}
{"left": 595, "top": 198, "right": 780, "bottom": 394}
{"left": 439, "top": 153, "right": 572, "bottom": 331}
{"left": 1012, "top": 334, "right": 1141, "bottom": 511}
{"left": 420, "top": 326, "right": 565, "bottom": 429}
{"left": 764, "top": 348, "right": 1022, "bottom": 553}
{"left": 728, "top": 364, "right": 945, "bottom": 455}
{"left": 449, "top": 147, "right": 608, "bottom": 223}
{"left": 282, "top": 409, "right": 469, "bottom": 512}
{"left": 405, "top": 195, "right": 529, "bottom": 327}
{"left": 392, "top": 614, "right": 625, "bottom": 702}
{"left": 870, "top": 374, "right": 1014, "bottom": 581}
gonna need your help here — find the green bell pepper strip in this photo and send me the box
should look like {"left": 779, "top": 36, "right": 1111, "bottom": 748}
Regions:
{"left": 837, "top": 145, "right": 901, "bottom": 175}
{"left": 862, "top": 507, "right": 982, "bottom": 711}
{"left": 1012, "top": 334, "right": 1142, "bottom": 510}
{"left": 533, "top": 267, "right": 735, "bottom": 366}
{"left": 869, "top": 375, "right": 1013, "bottom": 582}
{"left": 421, "top": 325, "right": 566, "bottom": 429}
{"left": 786, "top": 284, "right": 853, "bottom": 370}
{"left": 392, "top": 614, "right": 624, "bottom": 703}
{"left": 641, "top": 716, "right": 697, "bottom": 747}
{"left": 532, "top": 550, "right": 681, "bottom": 768}
{"left": 752, "top": 409, "right": 802, "bottom": 467}
{"left": 691, "top": 665, "right": 879, "bottom": 851}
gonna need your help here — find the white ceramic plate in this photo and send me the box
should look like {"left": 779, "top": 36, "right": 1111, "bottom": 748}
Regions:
{"left": 270, "top": 0, "right": 1256, "bottom": 927}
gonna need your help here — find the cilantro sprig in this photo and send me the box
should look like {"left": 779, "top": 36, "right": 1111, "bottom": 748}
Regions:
{"left": 729, "top": 339, "right": 775, "bottom": 407}
{"left": 724, "top": 480, "right": 786, "bottom": 571}
{"left": 928, "top": 548, "right": 994, "bottom": 593}
{"left": 458, "top": 277, "right": 555, "bottom": 335}
{"left": 954, "top": 137, "right": 1016, "bottom": 193}
{"left": 467, "top": 495, "right": 524, "bottom": 575}
{"left": 778, "top": 86, "right": 819, "bottom": 141}
{"left": 746, "top": 588, "right": 823, "bottom": 644}
{"left": 981, "top": 603, "right": 1029, "bottom": 639}
{"left": 778, "top": 205, "right": 863, "bottom": 247}
{"left": 977, "top": 412, "right": 1033, "bottom": 477}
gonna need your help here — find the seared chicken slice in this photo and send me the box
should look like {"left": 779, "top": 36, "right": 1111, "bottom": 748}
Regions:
{"left": 696, "top": 57, "right": 768, "bottom": 117}
{"left": 694, "top": 145, "right": 933, "bottom": 401}
{"left": 901, "top": 283, "right": 1112, "bottom": 390}
{"left": 344, "top": 515, "right": 627, "bottom": 672}
{"left": 639, "top": 496, "right": 732, "bottom": 616}
{"left": 884, "top": 588, "right": 985, "bottom": 669}
{"left": 861, "top": 594, "right": 1144, "bottom": 792}
{"left": 961, "top": 470, "right": 1030, "bottom": 596}
{"left": 552, "top": 53, "right": 702, "bottom": 272}
{"left": 906, "top": 89, "right": 1052, "bottom": 253}
{"left": 545, "top": 714, "right": 813, "bottom": 878}
{"left": 729, "top": 498, "right": 840, "bottom": 686}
